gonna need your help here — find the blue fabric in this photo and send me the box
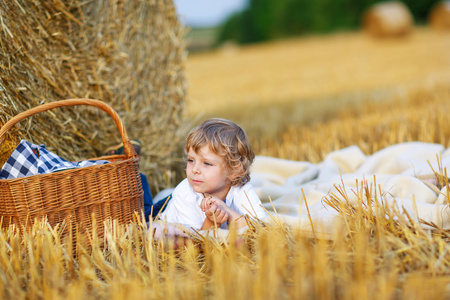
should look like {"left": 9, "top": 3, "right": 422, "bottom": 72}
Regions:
{"left": 140, "top": 173, "right": 171, "bottom": 220}
{"left": 141, "top": 173, "right": 154, "bottom": 221}
{"left": 0, "top": 139, "right": 109, "bottom": 180}
{"left": 151, "top": 194, "right": 171, "bottom": 218}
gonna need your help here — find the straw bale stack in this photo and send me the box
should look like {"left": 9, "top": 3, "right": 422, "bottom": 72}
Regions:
{"left": 362, "top": 1, "right": 414, "bottom": 37}
{"left": 429, "top": 1, "right": 450, "bottom": 30}
{"left": 0, "top": 0, "right": 187, "bottom": 191}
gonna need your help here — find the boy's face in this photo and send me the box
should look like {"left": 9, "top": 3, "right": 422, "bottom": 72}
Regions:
{"left": 186, "top": 145, "right": 234, "bottom": 200}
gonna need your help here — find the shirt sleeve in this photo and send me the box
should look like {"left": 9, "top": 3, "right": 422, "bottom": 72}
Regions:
{"left": 159, "top": 181, "right": 205, "bottom": 230}
{"left": 238, "top": 183, "right": 268, "bottom": 220}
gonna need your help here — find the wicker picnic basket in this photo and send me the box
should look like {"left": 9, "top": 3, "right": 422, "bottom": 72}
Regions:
{"left": 0, "top": 99, "right": 143, "bottom": 242}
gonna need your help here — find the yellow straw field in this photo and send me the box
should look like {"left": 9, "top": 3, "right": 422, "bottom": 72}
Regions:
{"left": 3, "top": 193, "right": 450, "bottom": 299}
{"left": 184, "top": 27, "right": 450, "bottom": 142}
{"left": 255, "top": 85, "right": 450, "bottom": 162}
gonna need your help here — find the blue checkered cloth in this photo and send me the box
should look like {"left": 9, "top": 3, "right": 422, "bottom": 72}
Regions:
{"left": 0, "top": 139, "right": 110, "bottom": 180}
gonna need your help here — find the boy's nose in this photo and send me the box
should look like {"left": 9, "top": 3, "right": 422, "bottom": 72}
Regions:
{"left": 192, "top": 163, "right": 200, "bottom": 174}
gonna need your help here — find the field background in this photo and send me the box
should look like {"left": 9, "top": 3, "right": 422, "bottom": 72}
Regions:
{"left": 184, "top": 27, "right": 450, "bottom": 159}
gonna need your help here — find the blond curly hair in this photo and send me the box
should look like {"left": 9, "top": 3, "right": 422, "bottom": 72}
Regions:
{"left": 185, "top": 118, "right": 255, "bottom": 187}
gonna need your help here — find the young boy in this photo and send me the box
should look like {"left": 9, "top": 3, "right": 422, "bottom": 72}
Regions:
{"left": 159, "top": 118, "right": 267, "bottom": 230}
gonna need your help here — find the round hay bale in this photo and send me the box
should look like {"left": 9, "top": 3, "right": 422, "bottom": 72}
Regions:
{"left": 0, "top": 136, "right": 19, "bottom": 169}
{"left": 0, "top": 0, "right": 187, "bottom": 192}
{"left": 362, "top": 1, "right": 414, "bottom": 37}
{"left": 429, "top": 1, "right": 450, "bottom": 30}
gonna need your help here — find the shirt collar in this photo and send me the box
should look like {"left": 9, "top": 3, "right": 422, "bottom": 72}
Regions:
{"left": 189, "top": 184, "right": 236, "bottom": 206}
{"left": 225, "top": 185, "right": 235, "bottom": 206}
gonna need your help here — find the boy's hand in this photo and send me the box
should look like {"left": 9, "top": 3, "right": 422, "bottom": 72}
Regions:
{"left": 205, "top": 204, "right": 229, "bottom": 226}
{"left": 151, "top": 222, "right": 189, "bottom": 239}
{"left": 200, "top": 195, "right": 214, "bottom": 212}
{"left": 201, "top": 195, "right": 231, "bottom": 212}
{"left": 204, "top": 196, "right": 247, "bottom": 229}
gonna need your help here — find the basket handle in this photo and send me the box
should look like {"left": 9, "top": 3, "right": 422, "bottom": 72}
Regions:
{"left": 0, "top": 98, "right": 137, "bottom": 158}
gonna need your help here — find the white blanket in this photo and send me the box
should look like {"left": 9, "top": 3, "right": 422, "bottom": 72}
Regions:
{"left": 252, "top": 142, "right": 450, "bottom": 239}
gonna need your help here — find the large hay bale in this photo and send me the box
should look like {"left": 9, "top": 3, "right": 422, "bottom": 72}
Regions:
{"left": 429, "top": 1, "right": 450, "bottom": 30}
{"left": 362, "top": 1, "right": 414, "bottom": 37}
{"left": 0, "top": 0, "right": 187, "bottom": 191}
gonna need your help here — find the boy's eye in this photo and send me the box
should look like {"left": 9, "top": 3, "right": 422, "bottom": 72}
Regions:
{"left": 204, "top": 162, "right": 212, "bottom": 166}
{"left": 187, "top": 158, "right": 194, "bottom": 163}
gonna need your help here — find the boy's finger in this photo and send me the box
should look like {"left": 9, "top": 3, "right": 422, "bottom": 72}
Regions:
{"left": 216, "top": 209, "right": 228, "bottom": 223}
{"left": 206, "top": 206, "right": 216, "bottom": 216}
{"left": 208, "top": 204, "right": 218, "bottom": 214}
{"left": 219, "top": 213, "right": 227, "bottom": 223}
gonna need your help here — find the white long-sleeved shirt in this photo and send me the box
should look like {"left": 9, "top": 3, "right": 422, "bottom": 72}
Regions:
{"left": 160, "top": 178, "right": 267, "bottom": 230}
